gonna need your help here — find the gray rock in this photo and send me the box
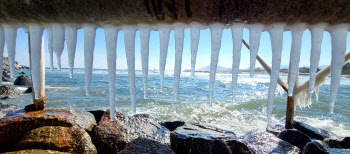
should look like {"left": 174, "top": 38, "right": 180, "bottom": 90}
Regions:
{"left": 118, "top": 137, "right": 175, "bottom": 154}
{"left": 302, "top": 141, "right": 328, "bottom": 154}
{"left": 0, "top": 85, "right": 21, "bottom": 98}
{"left": 14, "top": 75, "right": 31, "bottom": 86}
{"left": 323, "top": 137, "right": 350, "bottom": 149}
{"left": 278, "top": 129, "right": 312, "bottom": 150}
{"left": 25, "top": 87, "right": 32, "bottom": 93}
{"left": 294, "top": 121, "right": 330, "bottom": 140}
{"left": 0, "top": 103, "right": 20, "bottom": 118}
{"left": 2, "top": 69, "right": 11, "bottom": 78}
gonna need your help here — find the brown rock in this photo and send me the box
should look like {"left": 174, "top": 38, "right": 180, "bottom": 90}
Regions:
{"left": 17, "top": 126, "right": 97, "bottom": 154}
{"left": 118, "top": 137, "right": 175, "bottom": 154}
{"left": 3, "top": 149, "right": 69, "bottom": 154}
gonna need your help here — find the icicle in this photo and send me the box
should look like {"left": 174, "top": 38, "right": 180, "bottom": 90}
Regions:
{"left": 158, "top": 24, "right": 172, "bottom": 92}
{"left": 2, "top": 23, "right": 18, "bottom": 78}
{"left": 104, "top": 24, "right": 120, "bottom": 121}
{"left": 287, "top": 23, "right": 306, "bottom": 96}
{"left": 65, "top": 24, "right": 78, "bottom": 78}
{"left": 190, "top": 22, "right": 201, "bottom": 78}
{"left": 44, "top": 24, "right": 54, "bottom": 71}
{"left": 208, "top": 23, "right": 225, "bottom": 106}
{"left": 0, "top": 25, "right": 4, "bottom": 85}
{"left": 173, "top": 23, "right": 186, "bottom": 101}
{"left": 52, "top": 23, "right": 65, "bottom": 71}
{"left": 266, "top": 23, "right": 285, "bottom": 129}
{"left": 29, "top": 23, "right": 44, "bottom": 99}
{"left": 328, "top": 24, "right": 348, "bottom": 114}
{"left": 83, "top": 24, "right": 97, "bottom": 96}
{"left": 248, "top": 24, "right": 264, "bottom": 78}
{"left": 309, "top": 23, "right": 327, "bottom": 93}
{"left": 138, "top": 23, "right": 152, "bottom": 99}
{"left": 231, "top": 23, "right": 245, "bottom": 102}
{"left": 123, "top": 25, "right": 138, "bottom": 114}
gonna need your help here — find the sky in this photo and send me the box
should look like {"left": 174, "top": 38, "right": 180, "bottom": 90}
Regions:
{"left": 4, "top": 27, "right": 350, "bottom": 71}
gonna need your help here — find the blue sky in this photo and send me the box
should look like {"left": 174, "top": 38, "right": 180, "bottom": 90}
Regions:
{"left": 4, "top": 27, "right": 350, "bottom": 70}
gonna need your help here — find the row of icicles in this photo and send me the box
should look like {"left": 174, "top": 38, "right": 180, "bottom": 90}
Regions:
{"left": 0, "top": 22, "right": 348, "bottom": 128}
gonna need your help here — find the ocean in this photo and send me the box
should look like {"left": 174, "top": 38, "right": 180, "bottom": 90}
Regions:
{"left": 2, "top": 68, "right": 350, "bottom": 137}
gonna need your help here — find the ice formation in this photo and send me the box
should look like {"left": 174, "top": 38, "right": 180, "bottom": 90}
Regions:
{"left": 173, "top": 23, "right": 186, "bottom": 100}
{"left": 266, "top": 23, "right": 285, "bottom": 129}
{"left": 83, "top": 24, "right": 97, "bottom": 96}
{"left": 0, "top": 25, "right": 4, "bottom": 85}
{"left": 29, "top": 23, "right": 44, "bottom": 99}
{"left": 64, "top": 24, "right": 78, "bottom": 78}
{"left": 138, "top": 23, "right": 152, "bottom": 99}
{"left": 248, "top": 24, "right": 264, "bottom": 77}
{"left": 309, "top": 23, "right": 327, "bottom": 93}
{"left": 123, "top": 25, "right": 138, "bottom": 114}
{"left": 287, "top": 23, "right": 306, "bottom": 96}
{"left": 328, "top": 24, "right": 348, "bottom": 114}
{"left": 44, "top": 24, "right": 54, "bottom": 71}
{"left": 104, "top": 24, "right": 120, "bottom": 121}
{"left": 52, "top": 23, "right": 65, "bottom": 71}
{"left": 158, "top": 24, "right": 172, "bottom": 92}
{"left": 190, "top": 22, "right": 202, "bottom": 78}
{"left": 208, "top": 23, "right": 225, "bottom": 106}
{"left": 2, "top": 23, "right": 18, "bottom": 78}
{"left": 231, "top": 23, "right": 245, "bottom": 102}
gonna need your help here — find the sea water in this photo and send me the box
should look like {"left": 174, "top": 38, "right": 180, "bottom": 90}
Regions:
{"left": 2, "top": 68, "right": 350, "bottom": 137}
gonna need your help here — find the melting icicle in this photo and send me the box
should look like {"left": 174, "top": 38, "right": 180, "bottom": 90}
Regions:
{"left": 173, "top": 23, "right": 186, "bottom": 101}
{"left": 287, "top": 23, "right": 306, "bottom": 96}
{"left": 104, "top": 24, "right": 120, "bottom": 121}
{"left": 328, "top": 24, "right": 348, "bottom": 114}
{"left": 309, "top": 23, "right": 326, "bottom": 93}
{"left": 266, "top": 23, "right": 285, "bottom": 129}
{"left": 83, "top": 24, "right": 97, "bottom": 96}
{"left": 208, "top": 23, "right": 225, "bottom": 106}
{"left": 44, "top": 24, "right": 54, "bottom": 71}
{"left": 248, "top": 24, "right": 264, "bottom": 77}
{"left": 0, "top": 25, "right": 4, "bottom": 85}
{"left": 29, "top": 23, "right": 44, "bottom": 99}
{"left": 123, "top": 25, "right": 138, "bottom": 114}
{"left": 158, "top": 24, "right": 172, "bottom": 92}
{"left": 52, "top": 23, "right": 65, "bottom": 71}
{"left": 231, "top": 23, "right": 245, "bottom": 102}
{"left": 138, "top": 23, "right": 152, "bottom": 99}
{"left": 2, "top": 23, "right": 18, "bottom": 78}
{"left": 190, "top": 22, "right": 201, "bottom": 78}
{"left": 65, "top": 24, "right": 78, "bottom": 78}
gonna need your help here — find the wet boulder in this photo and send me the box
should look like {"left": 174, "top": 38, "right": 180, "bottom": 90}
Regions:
{"left": 14, "top": 75, "right": 31, "bottom": 86}
{"left": 160, "top": 121, "right": 185, "bottom": 131}
{"left": 118, "top": 137, "right": 175, "bottom": 154}
{"left": 24, "top": 87, "right": 32, "bottom": 93}
{"left": 323, "top": 137, "right": 350, "bottom": 149}
{"left": 278, "top": 129, "right": 311, "bottom": 150}
{"left": 239, "top": 131, "right": 301, "bottom": 154}
{"left": 0, "top": 85, "right": 21, "bottom": 98}
{"left": 16, "top": 126, "right": 97, "bottom": 154}
{"left": 91, "top": 110, "right": 169, "bottom": 153}
{"left": 293, "top": 121, "right": 330, "bottom": 140}
{"left": 3, "top": 149, "right": 69, "bottom": 154}
{"left": 0, "top": 103, "right": 20, "bottom": 118}
{"left": 302, "top": 141, "right": 328, "bottom": 154}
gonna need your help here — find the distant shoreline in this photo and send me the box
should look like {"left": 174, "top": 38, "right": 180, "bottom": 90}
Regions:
{"left": 192, "top": 71, "right": 350, "bottom": 78}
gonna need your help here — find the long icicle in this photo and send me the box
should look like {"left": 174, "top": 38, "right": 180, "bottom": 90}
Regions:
{"left": 173, "top": 23, "right": 186, "bottom": 101}
{"left": 287, "top": 23, "right": 306, "bottom": 96}
{"left": 52, "top": 23, "right": 65, "bottom": 71}
{"left": 328, "top": 24, "right": 348, "bottom": 114}
{"left": 158, "top": 24, "right": 172, "bottom": 92}
{"left": 2, "top": 23, "right": 18, "bottom": 78}
{"left": 208, "top": 23, "right": 225, "bottom": 106}
{"left": 190, "top": 22, "right": 201, "bottom": 78}
{"left": 44, "top": 24, "right": 54, "bottom": 71}
{"left": 138, "top": 23, "right": 152, "bottom": 99}
{"left": 104, "top": 24, "right": 120, "bottom": 121}
{"left": 123, "top": 25, "right": 138, "bottom": 114}
{"left": 248, "top": 23, "right": 264, "bottom": 78}
{"left": 231, "top": 23, "right": 245, "bottom": 102}
{"left": 309, "top": 23, "right": 327, "bottom": 93}
{"left": 65, "top": 24, "right": 78, "bottom": 78}
{"left": 266, "top": 23, "right": 285, "bottom": 129}
{"left": 0, "top": 25, "right": 4, "bottom": 85}
{"left": 83, "top": 24, "right": 97, "bottom": 96}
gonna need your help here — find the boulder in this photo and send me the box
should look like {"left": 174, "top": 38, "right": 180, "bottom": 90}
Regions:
{"left": 0, "top": 108, "right": 96, "bottom": 152}
{"left": 0, "top": 103, "right": 20, "bottom": 118}
{"left": 25, "top": 87, "right": 32, "bottom": 93}
{"left": 118, "top": 137, "right": 175, "bottom": 154}
{"left": 323, "top": 137, "right": 350, "bottom": 149}
{"left": 302, "top": 141, "right": 328, "bottom": 154}
{"left": 278, "top": 129, "right": 311, "bottom": 150}
{"left": 3, "top": 149, "right": 69, "bottom": 154}
{"left": 3, "top": 69, "right": 11, "bottom": 78}
{"left": 239, "top": 131, "right": 301, "bottom": 154}
{"left": 17, "top": 126, "right": 97, "bottom": 154}
{"left": 160, "top": 121, "right": 185, "bottom": 131}
{"left": 267, "top": 124, "right": 286, "bottom": 136}
{"left": 14, "top": 75, "right": 32, "bottom": 86}
{"left": 2, "top": 76, "right": 10, "bottom": 82}
{"left": 3, "top": 57, "right": 29, "bottom": 70}
{"left": 170, "top": 123, "right": 252, "bottom": 154}
{"left": 293, "top": 121, "right": 330, "bottom": 140}
{"left": 0, "top": 85, "right": 21, "bottom": 98}
{"left": 91, "top": 110, "right": 169, "bottom": 153}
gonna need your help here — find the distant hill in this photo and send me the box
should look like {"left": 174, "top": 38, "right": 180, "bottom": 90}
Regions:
{"left": 197, "top": 65, "right": 231, "bottom": 72}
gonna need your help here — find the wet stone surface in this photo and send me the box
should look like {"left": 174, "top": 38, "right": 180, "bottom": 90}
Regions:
{"left": 118, "top": 137, "right": 175, "bottom": 154}
{"left": 293, "top": 121, "right": 330, "bottom": 140}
